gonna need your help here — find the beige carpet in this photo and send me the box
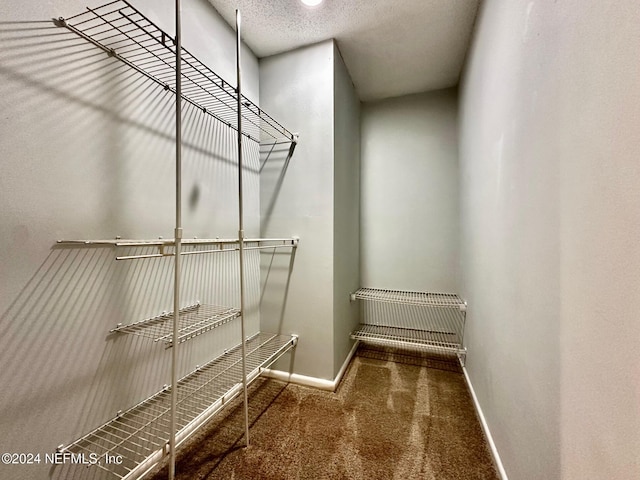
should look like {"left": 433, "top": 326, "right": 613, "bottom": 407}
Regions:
{"left": 150, "top": 347, "right": 499, "bottom": 480}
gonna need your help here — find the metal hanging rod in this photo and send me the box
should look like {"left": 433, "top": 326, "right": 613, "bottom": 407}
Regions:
{"left": 235, "top": 8, "right": 251, "bottom": 448}
{"left": 56, "top": 237, "right": 299, "bottom": 247}
{"left": 168, "top": 0, "right": 182, "bottom": 476}
{"left": 54, "top": 0, "right": 297, "bottom": 145}
{"left": 55, "top": 237, "right": 299, "bottom": 260}
{"left": 114, "top": 243, "right": 298, "bottom": 261}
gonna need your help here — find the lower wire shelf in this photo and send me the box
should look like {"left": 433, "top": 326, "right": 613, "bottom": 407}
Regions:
{"left": 58, "top": 332, "right": 297, "bottom": 480}
{"left": 351, "top": 324, "right": 466, "bottom": 358}
{"left": 351, "top": 287, "right": 466, "bottom": 308}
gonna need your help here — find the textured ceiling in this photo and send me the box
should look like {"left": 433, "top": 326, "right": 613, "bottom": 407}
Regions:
{"left": 207, "top": 0, "right": 480, "bottom": 102}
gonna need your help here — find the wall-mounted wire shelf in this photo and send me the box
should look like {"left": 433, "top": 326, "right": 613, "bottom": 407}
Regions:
{"left": 56, "top": 237, "right": 299, "bottom": 260}
{"left": 350, "top": 287, "right": 467, "bottom": 364}
{"left": 352, "top": 324, "right": 461, "bottom": 352}
{"left": 58, "top": 332, "right": 297, "bottom": 480}
{"left": 351, "top": 287, "right": 466, "bottom": 309}
{"left": 54, "top": 0, "right": 296, "bottom": 145}
{"left": 110, "top": 303, "right": 240, "bottom": 348}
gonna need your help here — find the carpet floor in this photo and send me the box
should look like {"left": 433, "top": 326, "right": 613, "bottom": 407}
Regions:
{"left": 149, "top": 347, "right": 499, "bottom": 480}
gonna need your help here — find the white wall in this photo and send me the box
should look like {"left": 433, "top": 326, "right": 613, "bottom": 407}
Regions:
{"left": 259, "top": 40, "right": 361, "bottom": 381}
{"left": 259, "top": 41, "right": 336, "bottom": 380}
{"left": 0, "top": 1, "right": 260, "bottom": 478}
{"left": 459, "top": 1, "right": 640, "bottom": 479}
{"left": 361, "top": 89, "right": 460, "bottom": 293}
{"left": 332, "top": 44, "right": 361, "bottom": 376}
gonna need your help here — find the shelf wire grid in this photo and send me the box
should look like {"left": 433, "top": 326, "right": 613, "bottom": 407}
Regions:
{"left": 353, "top": 287, "right": 465, "bottom": 308}
{"left": 61, "top": 332, "right": 296, "bottom": 479}
{"left": 351, "top": 287, "right": 467, "bottom": 359}
{"left": 110, "top": 303, "right": 240, "bottom": 347}
{"left": 57, "top": 0, "right": 295, "bottom": 144}
{"left": 351, "top": 324, "right": 461, "bottom": 353}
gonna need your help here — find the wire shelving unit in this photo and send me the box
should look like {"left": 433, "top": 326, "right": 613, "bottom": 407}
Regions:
{"left": 350, "top": 287, "right": 467, "bottom": 364}
{"left": 352, "top": 288, "right": 465, "bottom": 308}
{"left": 53, "top": 2, "right": 299, "bottom": 479}
{"left": 58, "top": 333, "right": 297, "bottom": 480}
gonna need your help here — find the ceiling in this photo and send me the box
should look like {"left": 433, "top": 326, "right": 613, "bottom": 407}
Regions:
{"left": 207, "top": 0, "right": 480, "bottom": 102}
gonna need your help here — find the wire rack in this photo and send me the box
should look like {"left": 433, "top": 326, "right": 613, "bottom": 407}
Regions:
{"left": 352, "top": 324, "right": 460, "bottom": 352}
{"left": 350, "top": 288, "right": 467, "bottom": 363}
{"left": 352, "top": 287, "right": 465, "bottom": 308}
{"left": 59, "top": 332, "right": 297, "bottom": 480}
{"left": 110, "top": 303, "right": 240, "bottom": 348}
{"left": 55, "top": 237, "right": 299, "bottom": 261}
{"left": 55, "top": 0, "right": 295, "bottom": 144}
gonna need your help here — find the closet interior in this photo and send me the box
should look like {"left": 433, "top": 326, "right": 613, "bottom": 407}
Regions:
{"left": 0, "top": 1, "right": 469, "bottom": 480}
{"left": 2, "top": 1, "right": 637, "bottom": 480}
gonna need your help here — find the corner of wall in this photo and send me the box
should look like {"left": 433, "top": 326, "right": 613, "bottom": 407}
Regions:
{"left": 332, "top": 43, "right": 361, "bottom": 378}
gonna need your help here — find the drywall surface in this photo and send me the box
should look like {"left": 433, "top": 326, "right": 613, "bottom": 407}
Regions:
{"left": 459, "top": 1, "right": 640, "bottom": 479}
{"left": 361, "top": 89, "right": 460, "bottom": 293}
{"left": 0, "top": 1, "right": 260, "bottom": 479}
{"left": 332, "top": 43, "right": 361, "bottom": 377}
{"left": 259, "top": 41, "right": 336, "bottom": 381}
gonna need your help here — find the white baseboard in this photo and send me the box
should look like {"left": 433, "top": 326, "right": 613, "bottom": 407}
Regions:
{"left": 261, "top": 340, "right": 360, "bottom": 392}
{"left": 462, "top": 366, "right": 509, "bottom": 480}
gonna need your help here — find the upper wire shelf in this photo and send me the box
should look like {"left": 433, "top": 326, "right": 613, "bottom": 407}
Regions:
{"left": 55, "top": 0, "right": 296, "bottom": 145}
{"left": 352, "top": 287, "right": 466, "bottom": 309}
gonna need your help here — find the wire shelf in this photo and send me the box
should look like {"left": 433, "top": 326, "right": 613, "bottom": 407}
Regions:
{"left": 55, "top": 0, "right": 295, "bottom": 144}
{"left": 55, "top": 237, "right": 299, "bottom": 261}
{"left": 351, "top": 287, "right": 467, "bottom": 364}
{"left": 59, "top": 332, "right": 297, "bottom": 480}
{"left": 352, "top": 287, "right": 466, "bottom": 309}
{"left": 351, "top": 324, "right": 465, "bottom": 355}
{"left": 110, "top": 303, "right": 240, "bottom": 348}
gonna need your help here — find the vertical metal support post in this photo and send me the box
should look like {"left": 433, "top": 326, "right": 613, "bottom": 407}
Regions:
{"left": 169, "top": 0, "right": 183, "bottom": 478}
{"left": 236, "top": 9, "right": 250, "bottom": 448}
